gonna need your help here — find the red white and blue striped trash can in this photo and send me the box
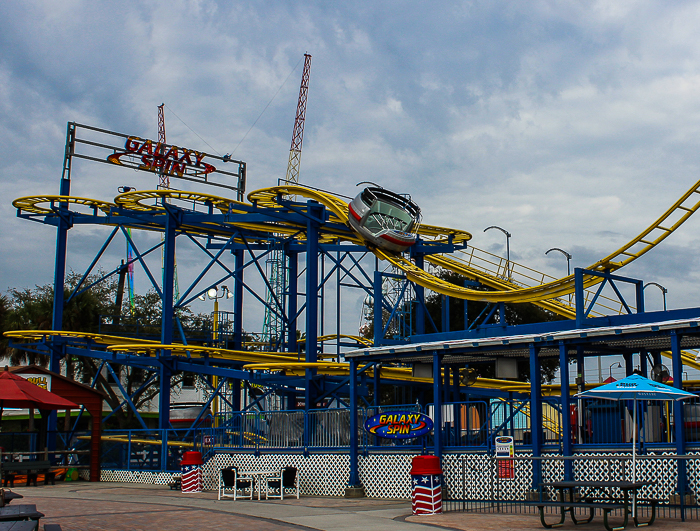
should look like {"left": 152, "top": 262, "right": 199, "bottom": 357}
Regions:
{"left": 180, "top": 451, "right": 204, "bottom": 493}
{"left": 410, "top": 455, "right": 443, "bottom": 515}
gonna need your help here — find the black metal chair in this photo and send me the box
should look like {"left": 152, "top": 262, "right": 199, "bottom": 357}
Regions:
{"left": 218, "top": 466, "right": 253, "bottom": 500}
{"left": 263, "top": 466, "right": 299, "bottom": 500}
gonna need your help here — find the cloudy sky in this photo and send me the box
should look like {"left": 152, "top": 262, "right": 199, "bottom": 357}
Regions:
{"left": 2, "top": 0, "right": 700, "bottom": 354}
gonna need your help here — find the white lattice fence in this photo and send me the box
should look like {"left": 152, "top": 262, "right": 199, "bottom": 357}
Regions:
{"left": 101, "top": 453, "right": 421, "bottom": 499}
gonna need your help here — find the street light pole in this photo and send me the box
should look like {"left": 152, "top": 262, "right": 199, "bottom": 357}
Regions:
{"left": 545, "top": 248, "right": 572, "bottom": 276}
{"left": 609, "top": 362, "right": 622, "bottom": 382}
{"left": 545, "top": 247, "right": 573, "bottom": 304}
{"left": 484, "top": 226, "right": 512, "bottom": 280}
{"left": 643, "top": 282, "right": 668, "bottom": 311}
{"left": 199, "top": 285, "right": 233, "bottom": 423}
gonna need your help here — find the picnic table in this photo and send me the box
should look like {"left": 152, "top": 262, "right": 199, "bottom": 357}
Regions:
{"left": 534, "top": 480, "right": 656, "bottom": 531}
{"left": 0, "top": 491, "right": 23, "bottom": 506}
{"left": 0, "top": 505, "right": 44, "bottom": 523}
{"left": 0, "top": 521, "right": 38, "bottom": 531}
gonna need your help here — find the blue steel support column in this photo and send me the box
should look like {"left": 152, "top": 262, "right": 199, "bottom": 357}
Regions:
{"left": 574, "top": 268, "right": 585, "bottom": 328}
{"left": 232, "top": 248, "right": 244, "bottom": 351}
{"left": 671, "top": 331, "right": 688, "bottom": 506}
{"left": 624, "top": 353, "right": 633, "bottom": 377}
{"left": 433, "top": 352, "right": 443, "bottom": 458}
{"left": 348, "top": 358, "right": 362, "bottom": 488}
{"left": 287, "top": 251, "right": 298, "bottom": 354}
{"left": 640, "top": 351, "right": 648, "bottom": 378}
{"left": 305, "top": 202, "right": 322, "bottom": 411}
{"left": 576, "top": 346, "right": 585, "bottom": 444}
{"left": 373, "top": 271, "right": 383, "bottom": 347}
{"left": 559, "top": 342, "right": 573, "bottom": 481}
{"left": 414, "top": 254, "right": 425, "bottom": 335}
{"left": 48, "top": 177, "right": 72, "bottom": 442}
{"left": 373, "top": 363, "right": 380, "bottom": 407}
{"left": 529, "top": 344, "right": 543, "bottom": 490}
{"left": 159, "top": 207, "right": 177, "bottom": 430}
{"left": 230, "top": 248, "right": 244, "bottom": 412}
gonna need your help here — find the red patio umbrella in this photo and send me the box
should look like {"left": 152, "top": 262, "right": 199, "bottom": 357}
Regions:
{"left": 0, "top": 367, "right": 78, "bottom": 416}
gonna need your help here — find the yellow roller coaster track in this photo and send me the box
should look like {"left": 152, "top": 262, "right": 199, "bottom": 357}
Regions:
{"left": 14, "top": 178, "right": 700, "bottom": 307}
{"left": 12, "top": 179, "right": 700, "bottom": 371}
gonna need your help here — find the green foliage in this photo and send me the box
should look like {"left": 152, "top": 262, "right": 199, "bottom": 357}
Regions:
{"left": 1, "top": 271, "right": 211, "bottom": 428}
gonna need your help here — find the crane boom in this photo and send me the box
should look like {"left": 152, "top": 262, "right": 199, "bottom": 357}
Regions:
{"left": 285, "top": 53, "right": 312, "bottom": 184}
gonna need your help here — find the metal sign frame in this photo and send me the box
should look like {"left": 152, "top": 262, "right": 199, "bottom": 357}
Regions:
{"left": 62, "top": 122, "right": 246, "bottom": 200}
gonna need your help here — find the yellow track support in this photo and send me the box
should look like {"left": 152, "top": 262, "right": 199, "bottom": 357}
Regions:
{"left": 12, "top": 195, "right": 115, "bottom": 215}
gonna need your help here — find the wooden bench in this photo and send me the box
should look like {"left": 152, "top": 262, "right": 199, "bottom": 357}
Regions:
{"left": 1, "top": 462, "right": 55, "bottom": 488}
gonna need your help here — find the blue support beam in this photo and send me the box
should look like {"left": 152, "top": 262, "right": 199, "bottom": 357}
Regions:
{"left": 559, "top": 342, "right": 573, "bottom": 481}
{"left": 433, "top": 351, "right": 443, "bottom": 458}
{"left": 348, "top": 357, "right": 361, "bottom": 488}
{"left": 529, "top": 344, "right": 542, "bottom": 490}
{"left": 671, "top": 331, "right": 688, "bottom": 507}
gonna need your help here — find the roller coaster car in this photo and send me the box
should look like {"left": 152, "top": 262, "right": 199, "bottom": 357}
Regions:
{"left": 347, "top": 186, "right": 422, "bottom": 253}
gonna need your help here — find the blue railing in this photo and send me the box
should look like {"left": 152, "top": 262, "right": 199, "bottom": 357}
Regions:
{"left": 2, "top": 397, "right": 690, "bottom": 473}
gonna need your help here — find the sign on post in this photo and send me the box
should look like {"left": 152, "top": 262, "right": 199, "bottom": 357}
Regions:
{"left": 364, "top": 412, "right": 433, "bottom": 439}
{"left": 495, "top": 435, "right": 515, "bottom": 479}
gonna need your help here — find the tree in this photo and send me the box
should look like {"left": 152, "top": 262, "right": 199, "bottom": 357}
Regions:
{"left": 2, "top": 272, "right": 210, "bottom": 428}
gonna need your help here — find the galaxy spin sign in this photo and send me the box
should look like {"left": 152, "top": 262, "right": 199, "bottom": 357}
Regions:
{"left": 364, "top": 412, "right": 433, "bottom": 439}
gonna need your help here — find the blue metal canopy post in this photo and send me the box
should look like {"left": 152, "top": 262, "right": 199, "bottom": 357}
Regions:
{"left": 671, "top": 331, "right": 688, "bottom": 516}
{"left": 433, "top": 351, "right": 443, "bottom": 458}
{"left": 559, "top": 342, "right": 573, "bottom": 480}
{"left": 347, "top": 357, "right": 364, "bottom": 495}
{"left": 529, "top": 344, "right": 543, "bottom": 490}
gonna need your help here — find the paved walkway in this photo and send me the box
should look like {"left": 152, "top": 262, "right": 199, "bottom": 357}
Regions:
{"left": 10, "top": 482, "right": 700, "bottom": 531}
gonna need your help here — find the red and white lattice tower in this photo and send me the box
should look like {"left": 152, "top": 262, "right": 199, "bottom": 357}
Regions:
{"left": 262, "top": 53, "right": 312, "bottom": 349}
{"left": 157, "top": 103, "right": 169, "bottom": 189}
{"left": 285, "top": 53, "right": 312, "bottom": 185}
{"left": 156, "top": 103, "right": 179, "bottom": 300}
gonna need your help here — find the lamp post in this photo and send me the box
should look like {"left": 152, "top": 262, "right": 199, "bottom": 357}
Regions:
{"left": 199, "top": 285, "right": 233, "bottom": 343}
{"left": 484, "top": 226, "right": 512, "bottom": 280}
{"left": 609, "top": 362, "right": 622, "bottom": 382}
{"left": 643, "top": 282, "right": 668, "bottom": 311}
{"left": 199, "top": 286, "right": 233, "bottom": 422}
{"left": 545, "top": 247, "right": 573, "bottom": 303}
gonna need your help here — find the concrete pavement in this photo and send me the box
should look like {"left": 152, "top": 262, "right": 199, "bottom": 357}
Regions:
{"left": 10, "top": 482, "right": 700, "bottom": 531}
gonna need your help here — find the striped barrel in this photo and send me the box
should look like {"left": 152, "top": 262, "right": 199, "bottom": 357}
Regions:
{"left": 410, "top": 455, "right": 443, "bottom": 515}
{"left": 181, "top": 464, "right": 202, "bottom": 493}
{"left": 411, "top": 474, "right": 442, "bottom": 515}
{"left": 181, "top": 451, "right": 204, "bottom": 493}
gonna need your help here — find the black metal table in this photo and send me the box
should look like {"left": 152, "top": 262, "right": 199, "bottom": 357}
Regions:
{"left": 1, "top": 491, "right": 23, "bottom": 506}
{"left": 0, "top": 520, "right": 38, "bottom": 531}
{"left": 538, "top": 480, "right": 655, "bottom": 530}
{"left": 0, "top": 505, "right": 44, "bottom": 523}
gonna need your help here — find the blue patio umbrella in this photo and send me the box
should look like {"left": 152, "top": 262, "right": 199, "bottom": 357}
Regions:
{"left": 575, "top": 374, "right": 697, "bottom": 514}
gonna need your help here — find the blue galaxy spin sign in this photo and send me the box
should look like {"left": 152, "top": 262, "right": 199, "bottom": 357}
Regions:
{"left": 364, "top": 411, "right": 433, "bottom": 439}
